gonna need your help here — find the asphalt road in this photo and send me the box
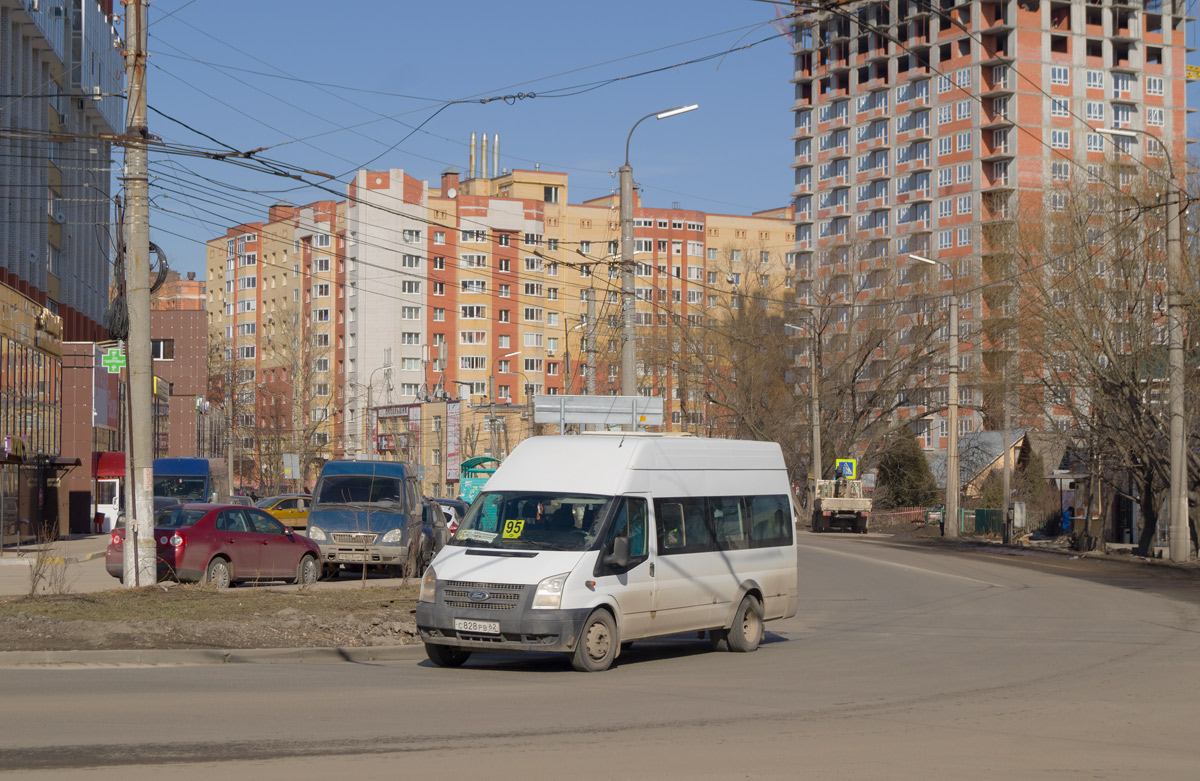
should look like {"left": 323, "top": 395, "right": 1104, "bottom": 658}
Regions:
{"left": 3, "top": 533, "right": 1200, "bottom": 779}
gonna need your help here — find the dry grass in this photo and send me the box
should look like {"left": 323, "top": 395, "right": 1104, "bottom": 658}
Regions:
{"left": 0, "top": 583, "right": 418, "bottom": 623}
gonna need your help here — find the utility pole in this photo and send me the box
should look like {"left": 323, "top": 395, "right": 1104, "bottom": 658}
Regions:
{"left": 586, "top": 290, "right": 597, "bottom": 396}
{"left": 122, "top": 0, "right": 155, "bottom": 586}
{"left": 947, "top": 291, "right": 959, "bottom": 539}
{"left": 1002, "top": 357, "right": 1012, "bottom": 545}
{"left": 618, "top": 163, "right": 635, "bottom": 398}
{"left": 1165, "top": 179, "right": 1188, "bottom": 561}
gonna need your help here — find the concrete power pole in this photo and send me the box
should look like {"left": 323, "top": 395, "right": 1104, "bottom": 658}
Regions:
{"left": 122, "top": 0, "right": 155, "bottom": 586}
{"left": 618, "top": 164, "right": 635, "bottom": 398}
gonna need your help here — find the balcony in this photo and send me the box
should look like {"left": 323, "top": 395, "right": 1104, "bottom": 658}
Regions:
{"left": 981, "top": 143, "right": 1014, "bottom": 161}
{"left": 981, "top": 110, "right": 1014, "bottom": 129}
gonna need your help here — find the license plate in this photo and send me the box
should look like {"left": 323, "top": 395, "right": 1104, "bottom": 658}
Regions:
{"left": 454, "top": 618, "right": 499, "bottom": 634}
{"left": 339, "top": 552, "right": 367, "bottom": 562}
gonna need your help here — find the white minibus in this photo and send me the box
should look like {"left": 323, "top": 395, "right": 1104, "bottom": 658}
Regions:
{"left": 416, "top": 434, "right": 799, "bottom": 671}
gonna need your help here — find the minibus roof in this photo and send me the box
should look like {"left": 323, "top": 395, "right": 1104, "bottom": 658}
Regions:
{"left": 484, "top": 435, "right": 785, "bottom": 494}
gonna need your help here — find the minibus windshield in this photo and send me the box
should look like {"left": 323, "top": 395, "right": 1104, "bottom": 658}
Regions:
{"left": 450, "top": 491, "right": 613, "bottom": 552}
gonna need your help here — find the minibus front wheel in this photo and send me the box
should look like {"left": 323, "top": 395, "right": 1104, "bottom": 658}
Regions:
{"left": 426, "top": 643, "right": 471, "bottom": 668}
{"left": 572, "top": 609, "right": 618, "bottom": 672}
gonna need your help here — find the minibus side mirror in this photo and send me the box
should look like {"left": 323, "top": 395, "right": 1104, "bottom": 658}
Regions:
{"left": 603, "top": 536, "right": 631, "bottom": 569}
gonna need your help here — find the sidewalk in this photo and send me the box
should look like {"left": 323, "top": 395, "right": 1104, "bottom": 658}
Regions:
{"left": 0, "top": 534, "right": 109, "bottom": 567}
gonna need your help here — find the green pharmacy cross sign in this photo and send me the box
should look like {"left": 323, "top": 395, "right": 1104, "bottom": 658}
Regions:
{"left": 102, "top": 346, "right": 127, "bottom": 374}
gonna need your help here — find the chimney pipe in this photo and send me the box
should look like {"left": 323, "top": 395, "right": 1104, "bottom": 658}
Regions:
{"left": 187, "top": 271, "right": 196, "bottom": 281}
{"left": 469, "top": 132, "right": 477, "bottom": 179}
{"left": 492, "top": 133, "right": 499, "bottom": 178}
{"left": 482, "top": 134, "right": 489, "bottom": 180}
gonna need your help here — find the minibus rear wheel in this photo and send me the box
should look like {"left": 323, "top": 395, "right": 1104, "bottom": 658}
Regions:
{"left": 572, "top": 609, "right": 618, "bottom": 672}
{"left": 728, "top": 595, "right": 763, "bottom": 653}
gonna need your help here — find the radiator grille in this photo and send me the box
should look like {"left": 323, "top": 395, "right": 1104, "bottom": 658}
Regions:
{"left": 331, "top": 532, "right": 377, "bottom": 545}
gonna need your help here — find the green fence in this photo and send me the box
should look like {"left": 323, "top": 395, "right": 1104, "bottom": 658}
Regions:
{"left": 969, "top": 508, "right": 1004, "bottom": 536}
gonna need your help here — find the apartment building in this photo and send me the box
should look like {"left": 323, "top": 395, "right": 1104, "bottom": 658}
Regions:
{"left": 207, "top": 146, "right": 795, "bottom": 489}
{"left": 0, "top": 0, "right": 122, "bottom": 341}
{"left": 150, "top": 270, "right": 207, "bottom": 458}
{"left": 205, "top": 199, "right": 346, "bottom": 489}
{"left": 790, "top": 0, "right": 1190, "bottom": 455}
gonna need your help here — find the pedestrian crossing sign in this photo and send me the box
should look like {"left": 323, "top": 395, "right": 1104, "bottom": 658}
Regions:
{"left": 835, "top": 459, "right": 857, "bottom": 479}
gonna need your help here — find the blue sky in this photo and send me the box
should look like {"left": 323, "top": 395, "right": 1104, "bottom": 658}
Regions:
{"left": 145, "top": 0, "right": 798, "bottom": 276}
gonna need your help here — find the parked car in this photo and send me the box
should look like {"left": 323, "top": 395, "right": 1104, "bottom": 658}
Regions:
{"left": 114, "top": 495, "right": 182, "bottom": 530}
{"left": 255, "top": 494, "right": 312, "bottom": 530}
{"left": 105, "top": 503, "right": 321, "bottom": 588}
{"left": 226, "top": 494, "right": 255, "bottom": 507}
{"left": 432, "top": 497, "right": 468, "bottom": 534}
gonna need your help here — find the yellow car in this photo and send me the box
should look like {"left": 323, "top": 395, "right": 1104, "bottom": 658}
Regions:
{"left": 255, "top": 494, "right": 312, "bottom": 530}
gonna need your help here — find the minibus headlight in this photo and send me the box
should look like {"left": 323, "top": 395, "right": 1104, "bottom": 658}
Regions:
{"left": 532, "top": 572, "right": 569, "bottom": 610}
{"left": 418, "top": 567, "right": 437, "bottom": 603}
{"left": 381, "top": 528, "right": 403, "bottom": 544}
{"left": 307, "top": 525, "right": 327, "bottom": 542}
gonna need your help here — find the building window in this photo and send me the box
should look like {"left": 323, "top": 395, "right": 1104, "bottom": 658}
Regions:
{"left": 1050, "top": 66, "right": 1069, "bottom": 86}
{"left": 1051, "top": 99, "right": 1068, "bottom": 117}
{"left": 151, "top": 339, "right": 174, "bottom": 360}
{"left": 1051, "top": 129, "right": 1070, "bottom": 149}
{"left": 1147, "top": 76, "right": 1164, "bottom": 96}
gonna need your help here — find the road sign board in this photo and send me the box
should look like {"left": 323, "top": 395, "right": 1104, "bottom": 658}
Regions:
{"left": 532, "top": 395, "right": 663, "bottom": 428}
{"left": 835, "top": 458, "right": 857, "bottom": 479}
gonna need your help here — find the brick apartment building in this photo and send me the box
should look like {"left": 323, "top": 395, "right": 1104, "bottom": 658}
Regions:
{"left": 207, "top": 146, "right": 796, "bottom": 493}
{"left": 789, "top": 0, "right": 1190, "bottom": 463}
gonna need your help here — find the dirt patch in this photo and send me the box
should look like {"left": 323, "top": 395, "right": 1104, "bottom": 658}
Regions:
{"left": 0, "top": 584, "right": 421, "bottom": 652}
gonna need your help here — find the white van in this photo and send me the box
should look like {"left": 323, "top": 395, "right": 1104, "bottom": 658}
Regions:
{"left": 416, "top": 434, "right": 799, "bottom": 672}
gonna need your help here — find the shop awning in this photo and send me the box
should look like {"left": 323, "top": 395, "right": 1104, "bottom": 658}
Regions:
{"left": 93, "top": 451, "right": 125, "bottom": 478}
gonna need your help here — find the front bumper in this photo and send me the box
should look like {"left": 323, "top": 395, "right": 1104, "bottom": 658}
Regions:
{"left": 417, "top": 599, "right": 591, "bottom": 653}
{"left": 317, "top": 542, "right": 405, "bottom": 567}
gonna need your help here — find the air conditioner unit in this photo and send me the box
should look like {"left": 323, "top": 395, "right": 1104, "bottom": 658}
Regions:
{"left": 546, "top": 349, "right": 555, "bottom": 357}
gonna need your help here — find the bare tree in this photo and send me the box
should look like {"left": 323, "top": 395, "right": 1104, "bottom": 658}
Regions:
{"left": 1012, "top": 158, "right": 1199, "bottom": 554}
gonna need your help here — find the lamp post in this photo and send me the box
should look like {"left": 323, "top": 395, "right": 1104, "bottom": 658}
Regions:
{"left": 784, "top": 319, "right": 822, "bottom": 493}
{"left": 365, "top": 363, "right": 393, "bottom": 459}
{"left": 1097, "top": 127, "right": 1188, "bottom": 561}
{"left": 911, "top": 254, "right": 959, "bottom": 538}
{"left": 619, "top": 104, "right": 698, "bottom": 398}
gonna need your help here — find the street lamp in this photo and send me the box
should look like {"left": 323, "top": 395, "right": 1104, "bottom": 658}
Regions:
{"left": 1096, "top": 127, "right": 1189, "bottom": 561}
{"left": 911, "top": 253, "right": 959, "bottom": 538}
{"left": 620, "top": 104, "right": 699, "bottom": 398}
{"left": 501, "top": 360, "right": 538, "bottom": 440}
{"left": 365, "top": 363, "right": 392, "bottom": 458}
{"left": 784, "top": 320, "right": 822, "bottom": 493}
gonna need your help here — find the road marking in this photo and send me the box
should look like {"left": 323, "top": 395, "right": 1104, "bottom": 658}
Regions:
{"left": 804, "top": 542, "right": 1012, "bottom": 588}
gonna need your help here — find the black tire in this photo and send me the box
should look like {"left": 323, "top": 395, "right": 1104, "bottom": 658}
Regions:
{"left": 403, "top": 538, "right": 421, "bottom": 580}
{"left": 295, "top": 554, "right": 319, "bottom": 585}
{"left": 321, "top": 565, "right": 340, "bottom": 580}
{"left": 708, "top": 629, "right": 730, "bottom": 652}
{"left": 204, "top": 557, "right": 232, "bottom": 589}
{"left": 425, "top": 643, "right": 471, "bottom": 667}
{"left": 727, "top": 595, "right": 763, "bottom": 653}
{"left": 571, "top": 609, "right": 618, "bottom": 672}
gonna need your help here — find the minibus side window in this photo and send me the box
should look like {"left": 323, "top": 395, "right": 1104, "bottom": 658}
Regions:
{"left": 656, "top": 502, "right": 686, "bottom": 552}
{"left": 654, "top": 497, "right": 712, "bottom": 554}
{"left": 595, "top": 497, "right": 648, "bottom": 576}
{"left": 710, "top": 496, "right": 747, "bottom": 550}
{"left": 748, "top": 495, "right": 793, "bottom": 548}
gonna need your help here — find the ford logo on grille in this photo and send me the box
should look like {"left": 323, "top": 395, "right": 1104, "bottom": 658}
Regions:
{"left": 468, "top": 590, "right": 490, "bottom": 601}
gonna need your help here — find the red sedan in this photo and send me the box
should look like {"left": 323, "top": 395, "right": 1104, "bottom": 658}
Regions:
{"left": 106, "top": 503, "right": 321, "bottom": 588}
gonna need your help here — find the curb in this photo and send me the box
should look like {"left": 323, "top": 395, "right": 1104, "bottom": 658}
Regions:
{"left": 0, "top": 550, "right": 106, "bottom": 567}
{"left": 0, "top": 643, "right": 427, "bottom": 668}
